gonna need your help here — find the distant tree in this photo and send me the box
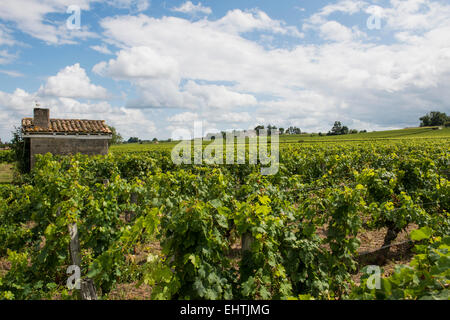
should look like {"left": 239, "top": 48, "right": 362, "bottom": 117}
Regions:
{"left": 152, "top": 138, "right": 158, "bottom": 142}
{"left": 108, "top": 126, "right": 123, "bottom": 145}
{"left": 127, "top": 137, "right": 139, "bottom": 143}
{"left": 266, "top": 124, "right": 278, "bottom": 135}
{"left": 279, "top": 128, "right": 285, "bottom": 134}
{"left": 328, "top": 121, "right": 351, "bottom": 135}
{"left": 286, "top": 126, "right": 301, "bottom": 134}
{"left": 419, "top": 114, "right": 430, "bottom": 127}
{"left": 254, "top": 125, "right": 265, "bottom": 135}
{"left": 328, "top": 121, "right": 342, "bottom": 135}
{"left": 350, "top": 129, "right": 358, "bottom": 134}
{"left": 420, "top": 111, "right": 448, "bottom": 127}
{"left": 359, "top": 129, "right": 367, "bottom": 133}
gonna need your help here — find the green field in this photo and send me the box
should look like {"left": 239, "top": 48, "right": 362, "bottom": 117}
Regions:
{"left": 2, "top": 127, "right": 448, "bottom": 181}
{"left": 0, "top": 164, "right": 13, "bottom": 184}
{"left": 278, "top": 126, "right": 450, "bottom": 142}
{"left": 110, "top": 126, "right": 450, "bottom": 153}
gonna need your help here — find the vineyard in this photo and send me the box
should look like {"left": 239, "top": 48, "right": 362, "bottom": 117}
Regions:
{"left": 0, "top": 138, "right": 449, "bottom": 300}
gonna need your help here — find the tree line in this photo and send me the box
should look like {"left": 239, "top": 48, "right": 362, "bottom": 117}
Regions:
{"left": 108, "top": 111, "right": 449, "bottom": 144}
{"left": 419, "top": 111, "right": 449, "bottom": 127}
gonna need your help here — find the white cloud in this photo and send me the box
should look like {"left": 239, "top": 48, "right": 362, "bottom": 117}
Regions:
{"left": 208, "top": 111, "right": 253, "bottom": 124}
{"left": 107, "top": 0, "right": 150, "bottom": 12}
{"left": 306, "top": 0, "right": 367, "bottom": 26}
{"left": 303, "top": 0, "right": 368, "bottom": 42}
{"left": 38, "top": 63, "right": 109, "bottom": 99}
{"left": 90, "top": 44, "right": 113, "bottom": 55}
{"left": 182, "top": 80, "right": 257, "bottom": 110}
{"left": 319, "top": 0, "right": 366, "bottom": 16}
{"left": 93, "top": 46, "right": 257, "bottom": 110}
{"left": 319, "top": 21, "right": 366, "bottom": 42}
{"left": 0, "top": 70, "right": 24, "bottom": 77}
{"left": 0, "top": 0, "right": 149, "bottom": 45}
{"left": 371, "top": 0, "right": 450, "bottom": 32}
{"left": 93, "top": 3, "right": 450, "bottom": 134}
{"left": 0, "top": 24, "right": 18, "bottom": 65}
{"left": 210, "top": 9, "right": 303, "bottom": 37}
{"left": 0, "top": 0, "right": 98, "bottom": 45}
{"left": 126, "top": 78, "right": 194, "bottom": 109}
{"left": 0, "top": 24, "right": 16, "bottom": 46}
{"left": 93, "top": 46, "right": 179, "bottom": 79}
{"left": 0, "top": 88, "right": 36, "bottom": 115}
{"left": 125, "top": 78, "right": 257, "bottom": 110}
{"left": 171, "top": 1, "right": 212, "bottom": 15}
{"left": 167, "top": 111, "right": 199, "bottom": 123}
{"left": 0, "top": 50, "right": 17, "bottom": 65}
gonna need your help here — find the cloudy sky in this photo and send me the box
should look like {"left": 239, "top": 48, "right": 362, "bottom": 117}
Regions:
{"left": 0, "top": 0, "right": 449, "bottom": 141}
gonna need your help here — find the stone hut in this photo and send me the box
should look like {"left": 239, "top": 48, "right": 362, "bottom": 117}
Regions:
{"left": 22, "top": 108, "right": 112, "bottom": 169}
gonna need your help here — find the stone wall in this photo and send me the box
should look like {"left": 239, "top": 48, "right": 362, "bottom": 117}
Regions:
{"left": 29, "top": 137, "right": 109, "bottom": 168}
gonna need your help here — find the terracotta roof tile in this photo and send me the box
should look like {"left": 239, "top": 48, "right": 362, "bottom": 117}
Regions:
{"left": 21, "top": 118, "right": 112, "bottom": 135}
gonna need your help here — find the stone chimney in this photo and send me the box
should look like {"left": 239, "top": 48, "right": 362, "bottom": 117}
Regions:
{"left": 33, "top": 108, "right": 50, "bottom": 128}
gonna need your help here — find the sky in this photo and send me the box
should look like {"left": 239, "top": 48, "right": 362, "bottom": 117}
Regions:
{"left": 0, "top": 0, "right": 449, "bottom": 141}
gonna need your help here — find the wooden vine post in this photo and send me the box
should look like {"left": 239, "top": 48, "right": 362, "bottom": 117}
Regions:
{"left": 241, "top": 232, "right": 254, "bottom": 255}
{"left": 68, "top": 221, "right": 97, "bottom": 300}
{"left": 125, "top": 192, "right": 138, "bottom": 223}
{"left": 241, "top": 232, "right": 255, "bottom": 272}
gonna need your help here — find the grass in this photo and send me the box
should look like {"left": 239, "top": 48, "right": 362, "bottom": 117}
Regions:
{"left": 280, "top": 126, "right": 450, "bottom": 142}
{"left": 110, "top": 141, "right": 179, "bottom": 153}
{"left": 0, "top": 163, "right": 14, "bottom": 184}
{"left": 110, "top": 127, "right": 450, "bottom": 153}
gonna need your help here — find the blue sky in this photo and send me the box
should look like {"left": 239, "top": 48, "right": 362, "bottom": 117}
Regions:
{"left": 0, "top": 0, "right": 449, "bottom": 141}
